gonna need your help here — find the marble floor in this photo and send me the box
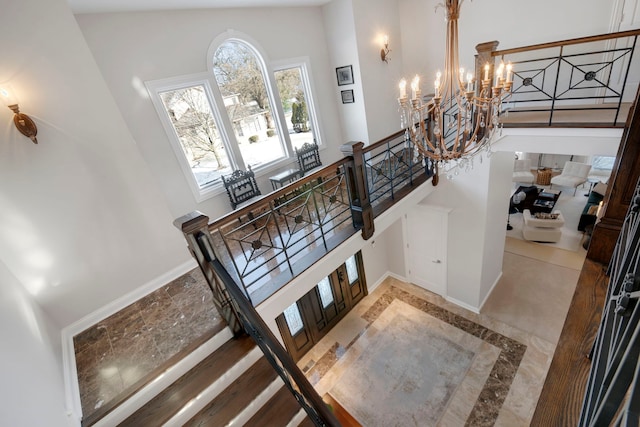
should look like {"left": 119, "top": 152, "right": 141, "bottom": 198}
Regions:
{"left": 297, "top": 238, "right": 585, "bottom": 426}
{"left": 73, "top": 268, "right": 224, "bottom": 420}
{"left": 73, "top": 233, "right": 585, "bottom": 425}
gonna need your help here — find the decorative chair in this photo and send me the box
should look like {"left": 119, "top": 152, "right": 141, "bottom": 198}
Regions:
{"left": 295, "top": 142, "right": 322, "bottom": 176}
{"left": 221, "top": 166, "right": 262, "bottom": 210}
{"left": 550, "top": 161, "right": 592, "bottom": 195}
{"left": 512, "top": 159, "right": 534, "bottom": 184}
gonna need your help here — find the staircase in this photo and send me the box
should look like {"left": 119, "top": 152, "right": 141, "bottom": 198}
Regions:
{"left": 92, "top": 327, "right": 314, "bottom": 426}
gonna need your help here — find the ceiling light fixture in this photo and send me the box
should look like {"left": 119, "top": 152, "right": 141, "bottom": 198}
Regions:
{"left": 398, "top": 0, "right": 510, "bottom": 179}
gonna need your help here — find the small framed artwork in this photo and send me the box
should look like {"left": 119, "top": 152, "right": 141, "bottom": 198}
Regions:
{"left": 341, "top": 89, "right": 355, "bottom": 104}
{"left": 336, "top": 65, "right": 354, "bottom": 86}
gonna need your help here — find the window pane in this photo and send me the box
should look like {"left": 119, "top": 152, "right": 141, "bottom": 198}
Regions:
{"left": 159, "top": 85, "right": 232, "bottom": 188}
{"left": 317, "top": 277, "right": 334, "bottom": 308}
{"left": 345, "top": 255, "right": 358, "bottom": 284}
{"left": 592, "top": 155, "right": 615, "bottom": 170}
{"left": 274, "top": 66, "right": 316, "bottom": 150}
{"left": 283, "top": 302, "right": 304, "bottom": 335}
{"left": 213, "top": 41, "right": 285, "bottom": 168}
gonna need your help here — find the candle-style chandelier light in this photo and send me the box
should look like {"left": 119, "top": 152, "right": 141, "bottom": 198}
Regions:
{"left": 398, "top": 0, "right": 512, "bottom": 177}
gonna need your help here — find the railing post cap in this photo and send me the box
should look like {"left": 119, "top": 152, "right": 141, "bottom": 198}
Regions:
{"left": 340, "top": 141, "right": 364, "bottom": 156}
{"left": 475, "top": 40, "right": 500, "bottom": 52}
{"left": 173, "top": 211, "right": 210, "bottom": 233}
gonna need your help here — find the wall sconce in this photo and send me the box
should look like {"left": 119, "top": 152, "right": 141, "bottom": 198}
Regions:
{"left": 0, "top": 86, "right": 38, "bottom": 144}
{"left": 380, "top": 34, "right": 391, "bottom": 63}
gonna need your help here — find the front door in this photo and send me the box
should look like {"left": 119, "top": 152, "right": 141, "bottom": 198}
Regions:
{"left": 276, "top": 252, "right": 367, "bottom": 362}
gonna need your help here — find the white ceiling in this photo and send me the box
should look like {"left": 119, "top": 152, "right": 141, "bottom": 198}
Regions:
{"left": 68, "top": 0, "right": 331, "bottom": 14}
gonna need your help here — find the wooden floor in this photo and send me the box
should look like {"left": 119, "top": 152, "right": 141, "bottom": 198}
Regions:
{"left": 531, "top": 258, "right": 609, "bottom": 426}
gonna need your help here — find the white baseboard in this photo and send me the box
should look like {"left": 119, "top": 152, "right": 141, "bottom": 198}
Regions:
{"left": 446, "top": 296, "right": 481, "bottom": 314}
{"left": 386, "top": 271, "right": 409, "bottom": 283}
{"left": 62, "top": 258, "right": 197, "bottom": 425}
{"left": 479, "top": 271, "right": 503, "bottom": 312}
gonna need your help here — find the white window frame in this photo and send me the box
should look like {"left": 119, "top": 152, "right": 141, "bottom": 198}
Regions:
{"left": 207, "top": 31, "right": 293, "bottom": 170}
{"left": 146, "top": 72, "right": 236, "bottom": 202}
{"left": 146, "top": 32, "right": 323, "bottom": 203}
{"left": 272, "top": 56, "right": 325, "bottom": 151}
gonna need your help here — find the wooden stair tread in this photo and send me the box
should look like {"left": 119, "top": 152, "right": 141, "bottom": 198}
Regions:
{"left": 185, "top": 356, "right": 278, "bottom": 426}
{"left": 120, "top": 335, "right": 255, "bottom": 427}
{"left": 244, "top": 384, "right": 301, "bottom": 426}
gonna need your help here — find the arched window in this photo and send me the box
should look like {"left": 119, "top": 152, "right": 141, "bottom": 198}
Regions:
{"left": 146, "top": 35, "right": 321, "bottom": 203}
{"left": 212, "top": 40, "right": 286, "bottom": 168}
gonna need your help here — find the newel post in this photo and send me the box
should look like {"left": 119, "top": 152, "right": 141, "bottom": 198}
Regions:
{"left": 475, "top": 40, "right": 500, "bottom": 91}
{"left": 341, "top": 141, "right": 375, "bottom": 240}
{"left": 173, "top": 211, "right": 243, "bottom": 335}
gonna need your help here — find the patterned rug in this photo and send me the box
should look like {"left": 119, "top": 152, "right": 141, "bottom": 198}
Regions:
{"left": 329, "top": 312, "right": 474, "bottom": 426}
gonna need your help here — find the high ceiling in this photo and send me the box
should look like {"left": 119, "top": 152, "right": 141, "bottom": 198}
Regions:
{"left": 68, "top": 0, "right": 331, "bottom": 14}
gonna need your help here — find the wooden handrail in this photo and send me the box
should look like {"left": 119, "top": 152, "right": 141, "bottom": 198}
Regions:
{"left": 492, "top": 28, "right": 640, "bottom": 57}
{"left": 208, "top": 156, "right": 351, "bottom": 231}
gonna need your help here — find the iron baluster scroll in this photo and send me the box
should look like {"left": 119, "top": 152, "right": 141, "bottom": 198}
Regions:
{"left": 579, "top": 177, "right": 640, "bottom": 426}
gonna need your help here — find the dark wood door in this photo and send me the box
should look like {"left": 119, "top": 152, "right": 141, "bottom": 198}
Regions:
{"left": 276, "top": 252, "right": 368, "bottom": 362}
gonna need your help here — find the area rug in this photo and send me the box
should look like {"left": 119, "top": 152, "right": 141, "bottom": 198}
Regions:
{"left": 329, "top": 313, "right": 474, "bottom": 426}
{"left": 506, "top": 183, "right": 588, "bottom": 252}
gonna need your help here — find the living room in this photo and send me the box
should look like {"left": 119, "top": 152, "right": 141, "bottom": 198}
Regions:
{"left": 507, "top": 150, "right": 616, "bottom": 253}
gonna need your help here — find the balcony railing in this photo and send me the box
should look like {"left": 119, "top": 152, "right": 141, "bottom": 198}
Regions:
{"left": 174, "top": 28, "right": 638, "bottom": 427}
{"left": 202, "top": 138, "right": 433, "bottom": 306}
{"left": 484, "top": 29, "right": 640, "bottom": 127}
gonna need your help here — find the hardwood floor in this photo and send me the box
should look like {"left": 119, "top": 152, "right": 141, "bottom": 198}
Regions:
{"left": 530, "top": 258, "right": 609, "bottom": 425}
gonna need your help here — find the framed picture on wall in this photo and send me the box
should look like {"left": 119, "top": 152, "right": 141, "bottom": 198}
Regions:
{"left": 341, "top": 89, "right": 355, "bottom": 104}
{"left": 336, "top": 65, "right": 354, "bottom": 86}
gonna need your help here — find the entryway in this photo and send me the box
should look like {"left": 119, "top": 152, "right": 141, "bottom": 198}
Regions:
{"left": 276, "top": 252, "right": 367, "bottom": 362}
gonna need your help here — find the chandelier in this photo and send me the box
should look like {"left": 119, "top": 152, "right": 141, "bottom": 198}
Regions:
{"left": 398, "top": 0, "right": 512, "bottom": 177}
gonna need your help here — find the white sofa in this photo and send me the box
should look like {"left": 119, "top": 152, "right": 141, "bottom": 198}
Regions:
{"left": 513, "top": 159, "right": 535, "bottom": 184}
{"left": 522, "top": 209, "right": 565, "bottom": 242}
{"left": 550, "top": 161, "right": 592, "bottom": 195}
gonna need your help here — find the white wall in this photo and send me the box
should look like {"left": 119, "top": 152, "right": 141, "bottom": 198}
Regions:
{"left": 420, "top": 154, "right": 504, "bottom": 310}
{"left": 0, "top": 260, "right": 70, "bottom": 426}
{"left": 479, "top": 151, "right": 513, "bottom": 305}
{"left": 399, "top": 0, "right": 615, "bottom": 87}
{"left": 0, "top": 0, "right": 189, "bottom": 328}
{"left": 322, "top": 0, "right": 370, "bottom": 144}
{"left": 495, "top": 128, "right": 623, "bottom": 157}
{"left": 352, "top": 0, "right": 405, "bottom": 142}
{"left": 75, "top": 7, "right": 345, "bottom": 221}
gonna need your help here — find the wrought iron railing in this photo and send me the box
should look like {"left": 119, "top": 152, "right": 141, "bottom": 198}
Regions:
{"left": 362, "top": 130, "right": 433, "bottom": 214}
{"left": 174, "top": 213, "right": 340, "bottom": 427}
{"left": 205, "top": 138, "right": 431, "bottom": 306}
{"left": 488, "top": 29, "right": 640, "bottom": 127}
{"left": 579, "top": 177, "right": 640, "bottom": 426}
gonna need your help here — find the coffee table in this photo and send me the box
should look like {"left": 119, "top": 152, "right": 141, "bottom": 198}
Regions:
{"left": 511, "top": 185, "right": 561, "bottom": 214}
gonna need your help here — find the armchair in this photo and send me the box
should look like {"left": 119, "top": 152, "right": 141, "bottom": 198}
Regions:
{"left": 512, "top": 159, "right": 534, "bottom": 184}
{"left": 550, "top": 161, "right": 591, "bottom": 195}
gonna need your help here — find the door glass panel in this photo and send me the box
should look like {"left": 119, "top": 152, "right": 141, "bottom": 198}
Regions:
{"left": 283, "top": 302, "right": 304, "bottom": 335}
{"left": 317, "top": 277, "right": 334, "bottom": 308}
{"left": 345, "top": 255, "right": 358, "bottom": 284}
